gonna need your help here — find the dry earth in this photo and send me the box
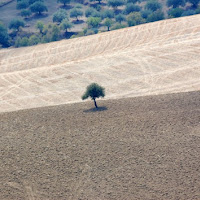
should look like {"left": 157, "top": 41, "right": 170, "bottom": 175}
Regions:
{"left": 0, "top": 15, "right": 200, "bottom": 113}
{"left": 0, "top": 91, "right": 200, "bottom": 200}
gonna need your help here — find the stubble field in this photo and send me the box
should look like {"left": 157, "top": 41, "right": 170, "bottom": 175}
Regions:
{"left": 0, "top": 91, "right": 200, "bottom": 200}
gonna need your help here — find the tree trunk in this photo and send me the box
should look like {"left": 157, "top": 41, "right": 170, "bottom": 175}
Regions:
{"left": 93, "top": 98, "right": 98, "bottom": 108}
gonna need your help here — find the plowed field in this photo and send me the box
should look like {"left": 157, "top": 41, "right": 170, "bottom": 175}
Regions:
{"left": 1, "top": 91, "right": 200, "bottom": 199}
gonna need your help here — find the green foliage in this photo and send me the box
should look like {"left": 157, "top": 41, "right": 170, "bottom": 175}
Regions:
{"left": 35, "top": 21, "right": 44, "bottom": 33}
{"left": 17, "top": 0, "right": 29, "bottom": 10}
{"left": 30, "top": 1, "right": 48, "bottom": 15}
{"left": 51, "top": 24, "right": 60, "bottom": 41}
{"left": 53, "top": 9, "right": 68, "bottom": 23}
{"left": 21, "top": 9, "right": 32, "bottom": 18}
{"left": 141, "top": 9, "right": 152, "bottom": 19}
{"left": 40, "top": 23, "right": 61, "bottom": 42}
{"left": 28, "top": 35, "right": 40, "bottom": 45}
{"left": 70, "top": 8, "right": 83, "bottom": 21}
{"left": 108, "top": 0, "right": 125, "bottom": 9}
{"left": 9, "top": 19, "right": 25, "bottom": 31}
{"left": 104, "top": 18, "right": 113, "bottom": 30}
{"left": 187, "top": 0, "right": 200, "bottom": 8}
{"left": 57, "top": 0, "right": 71, "bottom": 6}
{"left": 127, "top": 0, "right": 138, "bottom": 3}
{"left": 87, "top": 17, "right": 101, "bottom": 28}
{"left": 168, "top": 8, "right": 184, "bottom": 17}
{"left": 167, "top": 0, "right": 185, "bottom": 8}
{"left": 145, "top": 0, "right": 162, "bottom": 11}
{"left": 147, "top": 10, "right": 164, "bottom": 22}
{"left": 85, "top": 7, "right": 97, "bottom": 17}
{"left": 29, "top": 0, "right": 43, "bottom": 5}
{"left": 0, "top": 22, "right": 10, "bottom": 47}
{"left": 115, "top": 14, "right": 126, "bottom": 23}
{"left": 82, "top": 83, "right": 105, "bottom": 108}
{"left": 127, "top": 12, "right": 146, "bottom": 26}
{"left": 60, "top": 19, "right": 73, "bottom": 33}
{"left": 75, "top": 3, "right": 83, "bottom": 8}
{"left": 181, "top": 9, "right": 196, "bottom": 16}
{"left": 15, "top": 37, "right": 29, "bottom": 47}
{"left": 196, "top": 5, "right": 200, "bottom": 13}
{"left": 101, "top": 9, "right": 114, "bottom": 19}
{"left": 124, "top": 3, "right": 141, "bottom": 14}
{"left": 111, "top": 22, "right": 127, "bottom": 30}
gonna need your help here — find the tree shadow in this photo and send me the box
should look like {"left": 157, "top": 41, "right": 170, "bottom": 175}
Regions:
{"left": 64, "top": 31, "right": 77, "bottom": 38}
{"left": 72, "top": 19, "right": 84, "bottom": 24}
{"left": 83, "top": 106, "right": 108, "bottom": 113}
{"left": 59, "top": 4, "right": 73, "bottom": 10}
{"left": 31, "top": 13, "right": 48, "bottom": 20}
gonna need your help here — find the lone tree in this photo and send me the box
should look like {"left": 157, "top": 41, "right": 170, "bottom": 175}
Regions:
{"left": 82, "top": 83, "right": 105, "bottom": 108}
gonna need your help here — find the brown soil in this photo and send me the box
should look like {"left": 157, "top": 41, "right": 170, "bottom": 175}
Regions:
{"left": 0, "top": 91, "right": 200, "bottom": 200}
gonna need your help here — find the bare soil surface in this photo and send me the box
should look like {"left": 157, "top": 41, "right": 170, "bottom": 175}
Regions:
{"left": 0, "top": 91, "right": 200, "bottom": 200}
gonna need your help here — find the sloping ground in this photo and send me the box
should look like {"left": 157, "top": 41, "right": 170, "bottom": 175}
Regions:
{"left": 0, "top": 91, "right": 200, "bottom": 199}
{"left": 0, "top": 15, "right": 200, "bottom": 112}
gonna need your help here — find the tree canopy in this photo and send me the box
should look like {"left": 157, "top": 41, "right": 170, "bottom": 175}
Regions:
{"left": 82, "top": 83, "right": 105, "bottom": 108}
{"left": 9, "top": 19, "right": 25, "bottom": 32}
{"left": 57, "top": 0, "right": 71, "bottom": 6}
{"left": 30, "top": 1, "right": 48, "bottom": 15}
{"left": 53, "top": 9, "right": 68, "bottom": 23}
{"left": 70, "top": 8, "right": 83, "bottom": 21}
{"left": 0, "top": 23, "right": 10, "bottom": 47}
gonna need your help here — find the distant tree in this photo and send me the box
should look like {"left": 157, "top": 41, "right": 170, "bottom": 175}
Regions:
{"left": 82, "top": 83, "right": 105, "bottom": 108}
{"left": 127, "top": 12, "right": 145, "bottom": 26}
{"left": 30, "top": 2, "right": 48, "bottom": 15}
{"left": 53, "top": 9, "right": 68, "bottom": 24}
{"left": 35, "top": 21, "right": 44, "bottom": 33}
{"left": 111, "top": 22, "right": 127, "bottom": 30}
{"left": 57, "top": 0, "right": 71, "bottom": 7}
{"left": 167, "top": 0, "right": 185, "bottom": 8}
{"left": 124, "top": 3, "right": 141, "bottom": 14}
{"left": 145, "top": 0, "right": 162, "bottom": 11}
{"left": 187, "top": 0, "right": 200, "bottom": 8}
{"left": 104, "top": 18, "right": 113, "bottom": 31}
{"left": 87, "top": 17, "right": 101, "bottom": 28}
{"left": 181, "top": 9, "right": 196, "bottom": 16}
{"left": 0, "top": 22, "right": 10, "bottom": 47}
{"left": 70, "top": 8, "right": 83, "bottom": 21}
{"left": 115, "top": 14, "right": 126, "bottom": 23}
{"left": 85, "top": 7, "right": 96, "bottom": 17}
{"left": 108, "top": 0, "right": 125, "bottom": 9}
{"left": 15, "top": 37, "right": 29, "bottom": 47}
{"left": 196, "top": 5, "right": 200, "bottom": 13}
{"left": 127, "top": 0, "right": 138, "bottom": 3}
{"left": 60, "top": 19, "right": 73, "bottom": 33}
{"left": 141, "top": 9, "right": 152, "bottom": 19}
{"left": 101, "top": 9, "right": 114, "bottom": 19}
{"left": 51, "top": 24, "right": 60, "bottom": 41}
{"left": 147, "top": 10, "right": 164, "bottom": 22}
{"left": 168, "top": 7, "right": 184, "bottom": 17}
{"left": 29, "top": 0, "right": 43, "bottom": 5}
{"left": 9, "top": 19, "right": 25, "bottom": 32}
{"left": 21, "top": 9, "right": 32, "bottom": 18}
{"left": 29, "top": 35, "right": 40, "bottom": 45}
{"left": 16, "top": 0, "right": 29, "bottom": 10}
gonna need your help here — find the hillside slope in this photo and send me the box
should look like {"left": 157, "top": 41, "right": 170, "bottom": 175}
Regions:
{"left": 0, "top": 91, "right": 200, "bottom": 199}
{"left": 0, "top": 15, "right": 200, "bottom": 112}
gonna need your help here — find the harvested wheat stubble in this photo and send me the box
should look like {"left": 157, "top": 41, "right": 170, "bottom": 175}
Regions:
{"left": 0, "top": 15, "right": 200, "bottom": 113}
{"left": 0, "top": 91, "right": 200, "bottom": 200}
